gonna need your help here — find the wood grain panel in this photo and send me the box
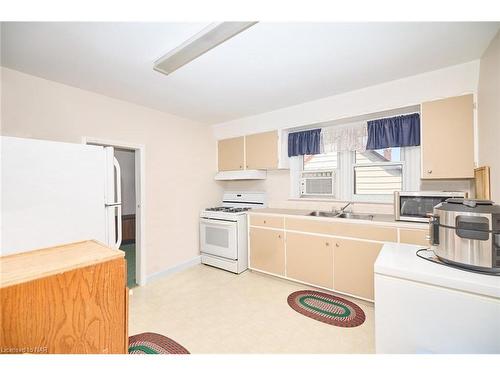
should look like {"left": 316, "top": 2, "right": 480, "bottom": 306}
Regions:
{"left": 249, "top": 214, "right": 284, "bottom": 229}
{"left": 0, "top": 240, "right": 124, "bottom": 288}
{"left": 249, "top": 227, "right": 285, "bottom": 275}
{"left": 0, "top": 259, "right": 127, "bottom": 354}
{"left": 286, "top": 232, "right": 333, "bottom": 289}
{"left": 333, "top": 239, "right": 382, "bottom": 300}
{"left": 474, "top": 166, "right": 491, "bottom": 199}
{"left": 124, "top": 287, "right": 129, "bottom": 354}
{"left": 421, "top": 94, "right": 475, "bottom": 179}
{"left": 285, "top": 218, "right": 398, "bottom": 242}
{"left": 399, "top": 228, "right": 429, "bottom": 246}
{"left": 245, "top": 131, "right": 279, "bottom": 170}
{"left": 217, "top": 136, "right": 245, "bottom": 171}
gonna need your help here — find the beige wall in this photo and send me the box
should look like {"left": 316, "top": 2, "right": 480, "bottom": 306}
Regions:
{"left": 478, "top": 31, "right": 500, "bottom": 202}
{"left": 0, "top": 67, "right": 222, "bottom": 277}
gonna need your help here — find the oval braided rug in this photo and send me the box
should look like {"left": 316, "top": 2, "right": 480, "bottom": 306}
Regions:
{"left": 287, "top": 290, "right": 365, "bottom": 328}
{"left": 128, "top": 332, "right": 190, "bottom": 354}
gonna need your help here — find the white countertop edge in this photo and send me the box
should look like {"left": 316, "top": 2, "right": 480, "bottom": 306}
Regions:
{"left": 248, "top": 208, "right": 428, "bottom": 229}
{"left": 375, "top": 243, "right": 500, "bottom": 299}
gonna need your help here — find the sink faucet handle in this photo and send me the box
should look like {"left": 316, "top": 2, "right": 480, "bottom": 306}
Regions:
{"left": 340, "top": 201, "right": 353, "bottom": 212}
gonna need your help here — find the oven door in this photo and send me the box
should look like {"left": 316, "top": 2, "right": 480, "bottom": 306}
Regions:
{"left": 200, "top": 218, "right": 238, "bottom": 260}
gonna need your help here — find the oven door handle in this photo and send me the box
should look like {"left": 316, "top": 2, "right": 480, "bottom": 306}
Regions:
{"left": 200, "top": 218, "right": 237, "bottom": 227}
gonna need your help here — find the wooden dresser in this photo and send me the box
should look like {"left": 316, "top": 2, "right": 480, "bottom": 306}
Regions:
{"left": 0, "top": 240, "right": 128, "bottom": 354}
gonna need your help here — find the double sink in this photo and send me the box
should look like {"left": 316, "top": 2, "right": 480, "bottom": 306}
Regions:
{"left": 308, "top": 210, "right": 374, "bottom": 221}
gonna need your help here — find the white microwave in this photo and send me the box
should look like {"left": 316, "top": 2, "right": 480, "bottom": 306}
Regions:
{"left": 394, "top": 191, "right": 468, "bottom": 222}
{"left": 300, "top": 170, "right": 335, "bottom": 197}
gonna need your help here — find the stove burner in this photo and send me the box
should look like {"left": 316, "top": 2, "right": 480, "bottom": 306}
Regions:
{"left": 226, "top": 207, "right": 251, "bottom": 213}
{"left": 205, "top": 206, "right": 252, "bottom": 213}
{"left": 206, "top": 207, "right": 227, "bottom": 211}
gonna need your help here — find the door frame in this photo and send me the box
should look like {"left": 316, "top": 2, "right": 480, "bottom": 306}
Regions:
{"left": 82, "top": 136, "right": 146, "bottom": 286}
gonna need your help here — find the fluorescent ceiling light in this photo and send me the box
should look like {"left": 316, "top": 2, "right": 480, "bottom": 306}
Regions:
{"left": 154, "top": 22, "right": 257, "bottom": 76}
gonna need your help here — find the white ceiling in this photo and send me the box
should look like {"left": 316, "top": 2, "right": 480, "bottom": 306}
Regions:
{"left": 1, "top": 22, "right": 499, "bottom": 125}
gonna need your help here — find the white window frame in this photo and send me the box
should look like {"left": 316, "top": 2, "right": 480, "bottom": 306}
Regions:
{"left": 290, "top": 147, "right": 421, "bottom": 203}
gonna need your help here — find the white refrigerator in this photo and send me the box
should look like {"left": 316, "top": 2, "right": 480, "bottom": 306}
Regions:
{"left": 1, "top": 136, "right": 122, "bottom": 256}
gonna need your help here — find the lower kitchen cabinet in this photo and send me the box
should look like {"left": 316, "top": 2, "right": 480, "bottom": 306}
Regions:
{"left": 286, "top": 232, "right": 333, "bottom": 289}
{"left": 399, "top": 228, "right": 429, "bottom": 247}
{"left": 249, "top": 227, "right": 285, "bottom": 276}
{"left": 333, "top": 238, "right": 382, "bottom": 300}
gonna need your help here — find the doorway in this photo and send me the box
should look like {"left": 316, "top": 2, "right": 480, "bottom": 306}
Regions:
{"left": 83, "top": 137, "right": 146, "bottom": 287}
{"left": 115, "top": 148, "right": 137, "bottom": 287}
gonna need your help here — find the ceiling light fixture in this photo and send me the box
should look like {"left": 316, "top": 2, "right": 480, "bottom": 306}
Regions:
{"left": 153, "top": 22, "right": 258, "bottom": 76}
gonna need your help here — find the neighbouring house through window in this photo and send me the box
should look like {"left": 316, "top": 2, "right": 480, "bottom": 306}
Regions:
{"left": 354, "top": 148, "right": 403, "bottom": 196}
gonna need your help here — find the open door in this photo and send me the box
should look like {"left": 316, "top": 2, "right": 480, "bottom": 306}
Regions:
{"left": 104, "top": 146, "right": 122, "bottom": 249}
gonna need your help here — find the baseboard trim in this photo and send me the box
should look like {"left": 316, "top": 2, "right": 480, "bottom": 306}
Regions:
{"left": 146, "top": 255, "right": 201, "bottom": 283}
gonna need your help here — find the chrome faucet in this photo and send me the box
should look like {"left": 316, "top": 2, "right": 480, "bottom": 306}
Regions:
{"left": 339, "top": 201, "right": 353, "bottom": 213}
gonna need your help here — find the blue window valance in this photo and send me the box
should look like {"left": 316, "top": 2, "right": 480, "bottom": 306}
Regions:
{"left": 288, "top": 129, "right": 321, "bottom": 157}
{"left": 366, "top": 113, "right": 420, "bottom": 150}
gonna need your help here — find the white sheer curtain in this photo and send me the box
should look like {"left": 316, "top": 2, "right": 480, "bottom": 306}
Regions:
{"left": 320, "top": 122, "right": 368, "bottom": 153}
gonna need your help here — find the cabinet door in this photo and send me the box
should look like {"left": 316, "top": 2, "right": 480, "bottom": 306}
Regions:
{"left": 218, "top": 136, "right": 245, "bottom": 171}
{"left": 334, "top": 239, "right": 382, "bottom": 300}
{"left": 249, "top": 227, "right": 285, "bottom": 275}
{"left": 286, "top": 232, "right": 333, "bottom": 289}
{"left": 245, "top": 131, "right": 278, "bottom": 170}
{"left": 421, "top": 94, "right": 474, "bottom": 179}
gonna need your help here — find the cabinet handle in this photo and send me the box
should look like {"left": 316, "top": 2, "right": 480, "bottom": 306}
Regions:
{"left": 246, "top": 165, "right": 249, "bottom": 168}
{"left": 263, "top": 220, "right": 267, "bottom": 224}
{"left": 335, "top": 243, "right": 339, "bottom": 247}
{"left": 278, "top": 234, "right": 281, "bottom": 239}
{"left": 427, "top": 170, "right": 432, "bottom": 174}
{"left": 325, "top": 242, "right": 330, "bottom": 246}
{"left": 239, "top": 165, "right": 243, "bottom": 169}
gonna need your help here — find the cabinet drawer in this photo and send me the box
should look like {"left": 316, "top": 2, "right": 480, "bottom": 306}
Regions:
{"left": 249, "top": 215, "right": 284, "bottom": 229}
{"left": 399, "top": 228, "right": 429, "bottom": 246}
{"left": 286, "top": 218, "right": 397, "bottom": 242}
{"left": 249, "top": 227, "right": 285, "bottom": 275}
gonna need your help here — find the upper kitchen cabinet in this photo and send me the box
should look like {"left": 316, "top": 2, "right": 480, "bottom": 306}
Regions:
{"left": 245, "top": 131, "right": 279, "bottom": 170}
{"left": 217, "top": 130, "right": 289, "bottom": 172}
{"left": 218, "top": 136, "right": 245, "bottom": 171}
{"left": 421, "top": 94, "right": 475, "bottom": 179}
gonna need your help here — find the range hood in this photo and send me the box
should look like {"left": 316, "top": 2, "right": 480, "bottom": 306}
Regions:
{"left": 214, "top": 170, "right": 267, "bottom": 181}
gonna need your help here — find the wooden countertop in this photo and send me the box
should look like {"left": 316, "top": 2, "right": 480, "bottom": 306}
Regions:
{"left": 0, "top": 240, "right": 124, "bottom": 288}
{"left": 249, "top": 207, "right": 428, "bottom": 229}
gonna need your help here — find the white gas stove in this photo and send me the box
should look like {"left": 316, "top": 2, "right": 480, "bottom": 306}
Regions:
{"left": 199, "top": 192, "right": 266, "bottom": 273}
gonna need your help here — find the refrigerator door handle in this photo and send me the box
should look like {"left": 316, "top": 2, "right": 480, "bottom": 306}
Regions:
{"left": 105, "top": 202, "right": 122, "bottom": 207}
{"left": 113, "top": 157, "right": 122, "bottom": 249}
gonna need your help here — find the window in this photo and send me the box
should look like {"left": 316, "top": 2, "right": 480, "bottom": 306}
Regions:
{"left": 301, "top": 152, "right": 338, "bottom": 197}
{"left": 303, "top": 152, "right": 338, "bottom": 170}
{"left": 292, "top": 146, "right": 420, "bottom": 202}
{"left": 353, "top": 148, "right": 403, "bottom": 196}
